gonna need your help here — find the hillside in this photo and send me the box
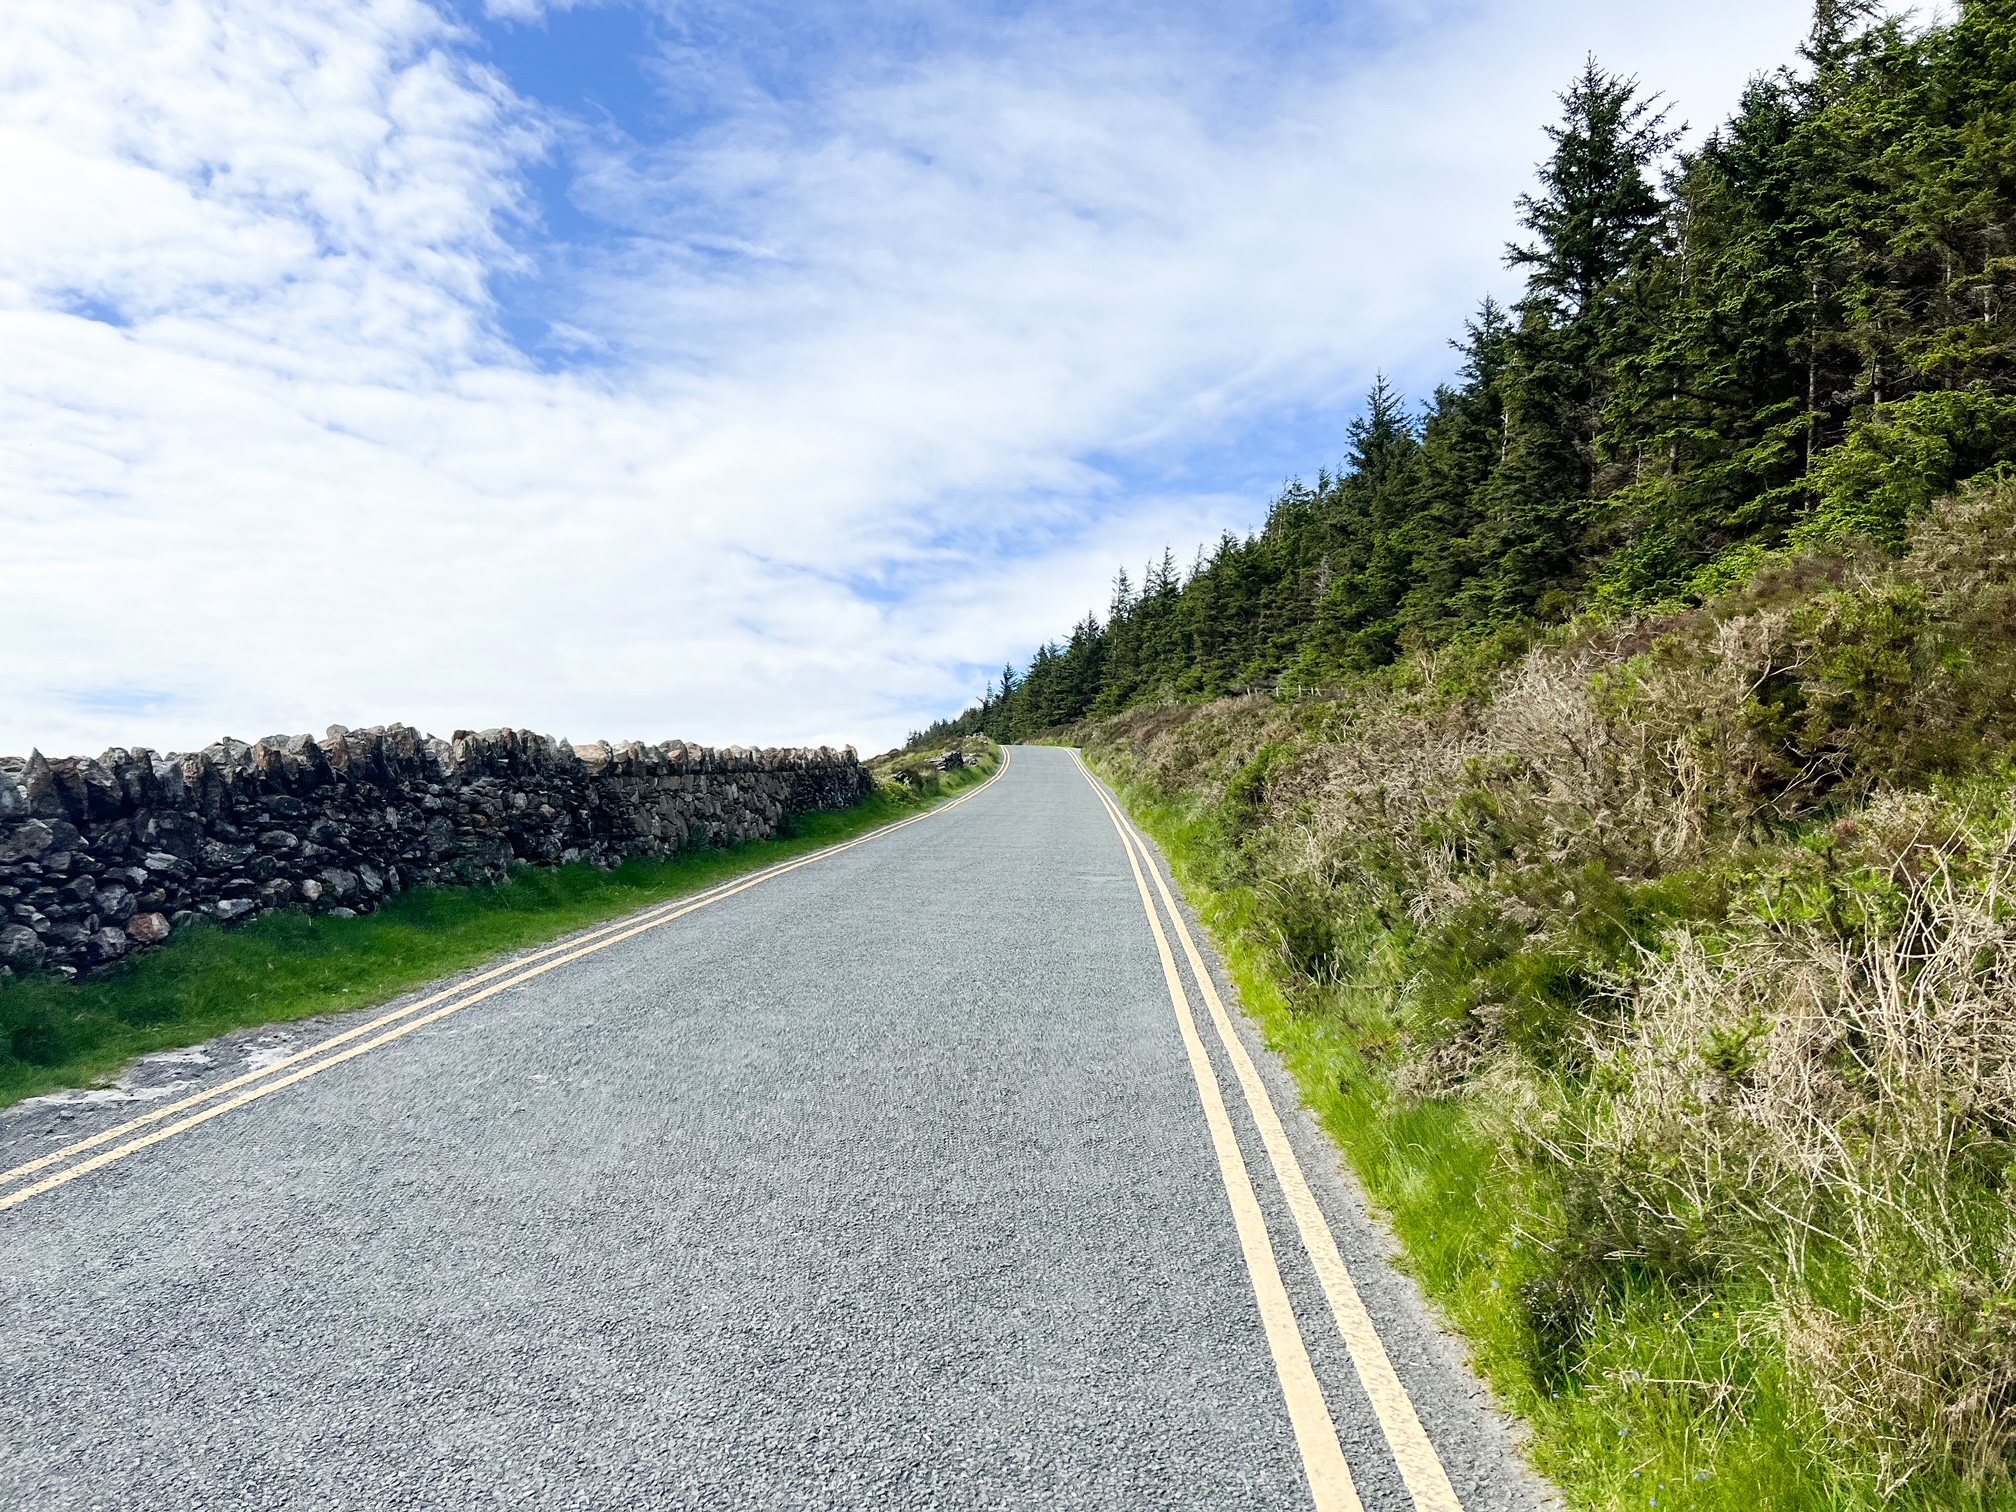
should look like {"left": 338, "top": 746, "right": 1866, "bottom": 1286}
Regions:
{"left": 1091, "top": 485, "right": 2016, "bottom": 1507}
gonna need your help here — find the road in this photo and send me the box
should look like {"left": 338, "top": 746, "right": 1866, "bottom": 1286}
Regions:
{"left": 0, "top": 746, "right": 1547, "bottom": 1511}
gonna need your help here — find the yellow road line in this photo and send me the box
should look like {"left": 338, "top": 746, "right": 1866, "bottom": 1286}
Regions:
{"left": 1085, "top": 760, "right": 1362, "bottom": 1512}
{"left": 2, "top": 871, "right": 782, "bottom": 1190}
{"left": 1073, "top": 752, "right": 1464, "bottom": 1512}
{"left": 1, "top": 751, "right": 1012, "bottom": 1211}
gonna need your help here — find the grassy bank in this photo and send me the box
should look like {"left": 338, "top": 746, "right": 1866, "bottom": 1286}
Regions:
{"left": 1080, "top": 487, "right": 2016, "bottom": 1511}
{"left": 0, "top": 748, "right": 996, "bottom": 1108}
{"left": 1101, "top": 783, "right": 1855, "bottom": 1511}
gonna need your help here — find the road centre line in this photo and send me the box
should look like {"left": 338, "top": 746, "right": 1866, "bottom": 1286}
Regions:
{"left": 0, "top": 751, "right": 1011, "bottom": 1212}
{"left": 1083, "top": 758, "right": 1363, "bottom": 1512}
{"left": 1072, "top": 751, "right": 1463, "bottom": 1512}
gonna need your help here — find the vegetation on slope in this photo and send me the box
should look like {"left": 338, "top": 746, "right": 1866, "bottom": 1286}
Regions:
{"left": 1085, "top": 488, "right": 2016, "bottom": 1507}
{"left": 0, "top": 747, "right": 996, "bottom": 1107}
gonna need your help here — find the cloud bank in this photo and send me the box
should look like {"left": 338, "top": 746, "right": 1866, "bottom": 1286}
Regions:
{"left": 2, "top": 0, "right": 1817, "bottom": 756}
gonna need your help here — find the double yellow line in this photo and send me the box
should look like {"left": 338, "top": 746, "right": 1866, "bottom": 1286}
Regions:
{"left": 1071, "top": 751, "right": 1462, "bottom": 1512}
{"left": 0, "top": 752, "right": 1012, "bottom": 1215}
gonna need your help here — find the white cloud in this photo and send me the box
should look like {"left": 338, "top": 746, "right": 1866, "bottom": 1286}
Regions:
{"left": 1, "top": 0, "right": 1816, "bottom": 759}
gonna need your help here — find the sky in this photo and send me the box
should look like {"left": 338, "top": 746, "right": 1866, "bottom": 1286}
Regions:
{"left": 2, "top": 0, "right": 1834, "bottom": 758}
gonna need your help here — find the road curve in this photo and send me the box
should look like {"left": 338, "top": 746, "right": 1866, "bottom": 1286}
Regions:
{"left": 0, "top": 746, "right": 1547, "bottom": 1512}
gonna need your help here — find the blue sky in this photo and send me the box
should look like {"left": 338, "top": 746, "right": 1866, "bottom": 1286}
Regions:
{"left": 1, "top": 0, "right": 1826, "bottom": 756}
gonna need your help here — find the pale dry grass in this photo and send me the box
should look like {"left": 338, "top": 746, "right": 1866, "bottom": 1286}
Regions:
{"left": 1558, "top": 819, "right": 2016, "bottom": 1491}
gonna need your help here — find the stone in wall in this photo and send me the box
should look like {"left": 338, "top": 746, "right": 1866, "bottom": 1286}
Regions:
{"left": 0, "top": 725, "right": 872, "bottom": 979}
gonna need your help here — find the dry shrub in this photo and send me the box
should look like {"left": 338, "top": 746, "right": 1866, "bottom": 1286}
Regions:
{"left": 1243, "top": 607, "right": 1809, "bottom": 1005}
{"left": 1104, "top": 585, "right": 1811, "bottom": 928}
{"left": 1475, "top": 603, "right": 1832, "bottom": 879}
{"left": 1784, "top": 1276, "right": 2016, "bottom": 1496}
{"left": 1482, "top": 649, "right": 1654, "bottom": 864}
{"left": 1561, "top": 821, "right": 2016, "bottom": 1489}
{"left": 1899, "top": 480, "right": 2016, "bottom": 619}
{"left": 1388, "top": 1014, "right": 1494, "bottom": 1102}
{"left": 1104, "top": 694, "right": 1280, "bottom": 807}
{"left": 1287, "top": 698, "right": 1481, "bottom": 914}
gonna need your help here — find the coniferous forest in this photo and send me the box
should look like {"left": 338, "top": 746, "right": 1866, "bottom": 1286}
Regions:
{"left": 919, "top": 1, "right": 2016, "bottom": 746}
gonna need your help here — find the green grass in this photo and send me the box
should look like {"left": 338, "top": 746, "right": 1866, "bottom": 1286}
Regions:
{"left": 0, "top": 755, "right": 997, "bottom": 1108}
{"left": 1092, "top": 763, "right": 2014, "bottom": 1512}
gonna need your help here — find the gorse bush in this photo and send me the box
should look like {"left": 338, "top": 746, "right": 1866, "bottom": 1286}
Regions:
{"left": 1084, "top": 484, "right": 2016, "bottom": 1506}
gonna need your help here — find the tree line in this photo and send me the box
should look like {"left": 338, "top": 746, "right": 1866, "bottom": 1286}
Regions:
{"left": 914, "top": 0, "right": 2016, "bottom": 749}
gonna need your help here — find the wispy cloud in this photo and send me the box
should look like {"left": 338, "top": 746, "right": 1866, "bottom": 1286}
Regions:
{"left": 3, "top": 0, "right": 1814, "bottom": 757}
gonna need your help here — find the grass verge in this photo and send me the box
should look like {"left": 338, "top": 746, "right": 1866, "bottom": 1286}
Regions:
{"left": 0, "top": 754, "right": 997, "bottom": 1109}
{"left": 1092, "top": 760, "right": 2013, "bottom": 1512}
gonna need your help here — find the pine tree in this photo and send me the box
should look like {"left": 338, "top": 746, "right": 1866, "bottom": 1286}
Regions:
{"left": 1507, "top": 58, "right": 1680, "bottom": 321}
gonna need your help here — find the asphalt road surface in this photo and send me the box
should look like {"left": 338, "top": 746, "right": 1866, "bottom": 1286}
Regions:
{"left": 0, "top": 746, "right": 1550, "bottom": 1511}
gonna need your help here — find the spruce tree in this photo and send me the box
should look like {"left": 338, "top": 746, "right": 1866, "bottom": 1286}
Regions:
{"left": 1507, "top": 58, "right": 1680, "bottom": 321}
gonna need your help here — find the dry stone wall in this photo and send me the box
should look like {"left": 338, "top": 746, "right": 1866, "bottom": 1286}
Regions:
{"left": 0, "top": 724, "right": 872, "bottom": 979}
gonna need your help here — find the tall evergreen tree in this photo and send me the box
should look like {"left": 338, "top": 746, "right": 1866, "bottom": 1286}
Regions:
{"left": 1507, "top": 58, "right": 1680, "bottom": 321}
